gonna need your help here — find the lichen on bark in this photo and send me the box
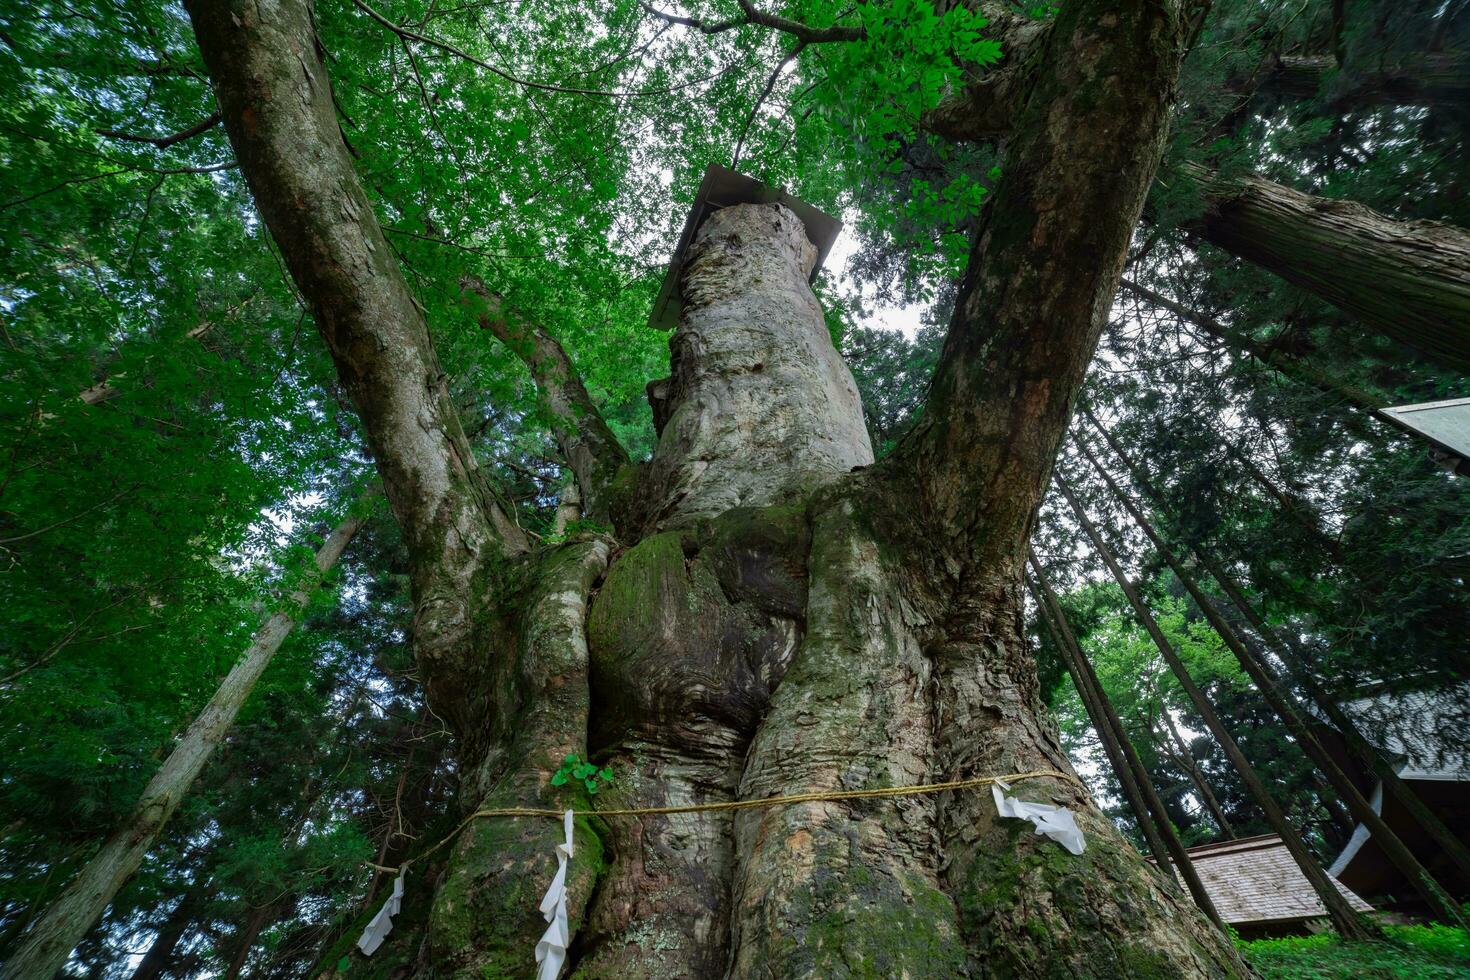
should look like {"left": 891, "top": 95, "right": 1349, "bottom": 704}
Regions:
{"left": 194, "top": 2, "right": 1255, "bottom": 970}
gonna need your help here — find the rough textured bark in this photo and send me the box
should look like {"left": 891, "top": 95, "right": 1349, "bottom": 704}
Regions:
{"left": 877, "top": 0, "right": 1240, "bottom": 972}
{"left": 1054, "top": 469, "right": 1379, "bottom": 941}
{"left": 1076, "top": 440, "right": 1469, "bottom": 928}
{"left": 1, "top": 503, "right": 368, "bottom": 980}
{"left": 194, "top": 0, "right": 1256, "bottom": 975}
{"left": 1177, "top": 163, "right": 1470, "bottom": 371}
{"left": 188, "top": 0, "right": 527, "bottom": 742}
{"left": 922, "top": 1, "right": 1047, "bottom": 141}
{"left": 641, "top": 202, "right": 873, "bottom": 529}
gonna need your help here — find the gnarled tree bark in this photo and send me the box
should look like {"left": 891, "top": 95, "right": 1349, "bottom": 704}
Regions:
{"left": 181, "top": 0, "right": 1253, "bottom": 975}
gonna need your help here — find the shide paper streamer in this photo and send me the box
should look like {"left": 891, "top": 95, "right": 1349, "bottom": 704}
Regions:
{"left": 353, "top": 773, "right": 1085, "bottom": 974}
{"left": 356, "top": 870, "right": 404, "bottom": 956}
{"left": 355, "top": 812, "right": 578, "bottom": 978}
{"left": 992, "top": 778, "right": 1087, "bottom": 855}
{"left": 535, "top": 809, "right": 576, "bottom": 980}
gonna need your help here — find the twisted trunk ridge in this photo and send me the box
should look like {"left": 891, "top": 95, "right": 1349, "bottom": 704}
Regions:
{"left": 182, "top": 0, "right": 1251, "bottom": 975}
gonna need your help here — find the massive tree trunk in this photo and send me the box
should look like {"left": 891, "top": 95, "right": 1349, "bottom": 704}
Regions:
{"left": 1, "top": 501, "right": 369, "bottom": 980}
{"left": 185, "top": 0, "right": 1250, "bottom": 975}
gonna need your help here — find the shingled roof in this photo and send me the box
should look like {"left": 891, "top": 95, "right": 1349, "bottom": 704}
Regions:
{"left": 1167, "top": 835, "right": 1373, "bottom": 926}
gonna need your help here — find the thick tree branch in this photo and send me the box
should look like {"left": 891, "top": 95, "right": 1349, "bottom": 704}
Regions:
{"left": 460, "top": 276, "right": 629, "bottom": 523}
{"left": 928, "top": 20, "right": 1470, "bottom": 372}
{"left": 638, "top": 1, "right": 745, "bottom": 35}
{"left": 1174, "top": 162, "right": 1470, "bottom": 371}
{"left": 920, "top": 1, "right": 1047, "bottom": 140}
{"left": 732, "top": 0, "right": 863, "bottom": 42}
{"left": 97, "top": 111, "right": 222, "bottom": 149}
{"left": 188, "top": 0, "right": 528, "bottom": 733}
{"left": 893, "top": 0, "right": 1187, "bottom": 578}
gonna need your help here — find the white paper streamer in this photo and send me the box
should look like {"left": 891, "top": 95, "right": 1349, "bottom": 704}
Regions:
{"left": 356, "top": 870, "right": 405, "bottom": 956}
{"left": 992, "top": 779, "right": 1086, "bottom": 855}
{"left": 534, "top": 809, "right": 575, "bottom": 980}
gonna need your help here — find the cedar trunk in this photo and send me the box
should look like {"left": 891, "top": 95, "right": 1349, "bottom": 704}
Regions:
{"left": 1, "top": 503, "right": 369, "bottom": 980}
{"left": 186, "top": 0, "right": 1249, "bottom": 975}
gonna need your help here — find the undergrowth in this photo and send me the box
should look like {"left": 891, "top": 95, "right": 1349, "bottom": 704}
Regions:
{"left": 1240, "top": 921, "right": 1470, "bottom": 979}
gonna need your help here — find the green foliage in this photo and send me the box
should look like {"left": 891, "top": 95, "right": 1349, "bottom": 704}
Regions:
{"left": 1240, "top": 923, "right": 1470, "bottom": 979}
{"left": 552, "top": 753, "right": 614, "bottom": 795}
{"left": 2, "top": 0, "right": 1466, "bottom": 972}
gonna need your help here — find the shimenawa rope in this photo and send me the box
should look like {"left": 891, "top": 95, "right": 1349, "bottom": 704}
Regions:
{"left": 370, "top": 767, "right": 1087, "bottom": 875}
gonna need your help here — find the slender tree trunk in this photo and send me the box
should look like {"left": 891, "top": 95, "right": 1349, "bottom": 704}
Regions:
{"left": 1316, "top": 775, "right": 1359, "bottom": 845}
{"left": 1159, "top": 707, "right": 1237, "bottom": 840}
{"left": 1114, "top": 282, "right": 1470, "bottom": 479}
{"left": 1054, "top": 473, "right": 1378, "bottom": 940}
{"left": 1, "top": 499, "right": 370, "bottom": 980}
{"left": 130, "top": 886, "right": 207, "bottom": 980}
{"left": 223, "top": 901, "right": 276, "bottom": 980}
{"left": 1028, "top": 557, "right": 1231, "bottom": 935}
{"left": 1183, "top": 541, "right": 1470, "bottom": 883}
{"left": 1028, "top": 568, "right": 1175, "bottom": 871}
{"left": 1175, "top": 162, "right": 1470, "bottom": 371}
{"left": 1075, "top": 441, "right": 1470, "bottom": 927}
{"left": 1116, "top": 278, "right": 1387, "bottom": 418}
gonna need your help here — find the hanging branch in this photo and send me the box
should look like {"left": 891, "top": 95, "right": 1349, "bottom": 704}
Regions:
{"left": 731, "top": 39, "right": 805, "bottom": 169}
{"left": 460, "top": 276, "right": 630, "bottom": 524}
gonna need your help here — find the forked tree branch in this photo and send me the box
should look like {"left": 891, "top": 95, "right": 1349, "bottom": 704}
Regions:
{"left": 460, "top": 276, "right": 630, "bottom": 524}
{"left": 97, "top": 111, "right": 222, "bottom": 149}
